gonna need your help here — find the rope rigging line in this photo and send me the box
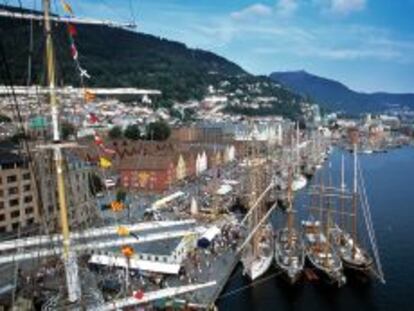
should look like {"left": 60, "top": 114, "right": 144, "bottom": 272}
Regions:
{"left": 217, "top": 271, "right": 282, "bottom": 300}
{"left": 357, "top": 160, "right": 385, "bottom": 283}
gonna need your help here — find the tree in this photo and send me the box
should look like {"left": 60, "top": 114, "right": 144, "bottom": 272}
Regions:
{"left": 108, "top": 126, "right": 123, "bottom": 139}
{"left": 61, "top": 122, "right": 76, "bottom": 140}
{"left": 124, "top": 124, "right": 141, "bottom": 140}
{"left": 146, "top": 120, "right": 171, "bottom": 141}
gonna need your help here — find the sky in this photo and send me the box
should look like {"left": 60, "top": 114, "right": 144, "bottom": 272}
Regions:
{"left": 14, "top": 0, "right": 414, "bottom": 93}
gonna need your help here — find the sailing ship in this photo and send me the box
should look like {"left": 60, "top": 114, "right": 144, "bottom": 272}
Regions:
{"left": 302, "top": 219, "right": 346, "bottom": 286}
{"left": 241, "top": 222, "right": 274, "bottom": 281}
{"left": 241, "top": 141, "right": 274, "bottom": 281}
{"left": 274, "top": 167, "right": 305, "bottom": 284}
{"left": 330, "top": 146, "right": 373, "bottom": 274}
{"left": 303, "top": 176, "right": 346, "bottom": 286}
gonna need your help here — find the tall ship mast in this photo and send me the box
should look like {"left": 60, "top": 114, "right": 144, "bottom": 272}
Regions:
{"left": 330, "top": 144, "right": 374, "bottom": 274}
{"left": 292, "top": 123, "right": 307, "bottom": 191}
{"left": 240, "top": 123, "right": 274, "bottom": 281}
{"left": 274, "top": 166, "right": 305, "bottom": 284}
{"left": 302, "top": 172, "right": 346, "bottom": 286}
{"left": 0, "top": 2, "right": 218, "bottom": 309}
{"left": 42, "top": 0, "right": 81, "bottom": 302}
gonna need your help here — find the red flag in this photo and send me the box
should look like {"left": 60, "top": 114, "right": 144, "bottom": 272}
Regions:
{"left": 134, "top": 290, "right": 144, "bottom": 300}
{"left": 89, "top": 113, "right": 99, "bottom": 124}
{"left": 67, "top": 23, "right": 77, "bottom": 37}
{"left": 94, "top": 134, "right": 103, "bottom": 146}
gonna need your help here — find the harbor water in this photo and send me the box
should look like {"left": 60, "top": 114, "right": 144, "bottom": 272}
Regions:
{"left": 217, "top": 146, "right": 414, "bottom": 311}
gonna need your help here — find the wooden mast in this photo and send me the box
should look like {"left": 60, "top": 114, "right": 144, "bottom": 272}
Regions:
{"left": 43, "top": 0, "right": 81, "bottom": 302}
{"left": 287, "top": 165, "right": 294, "bottom": 267}
{"left": 340, "top": 154, "right": 346, "bottom": 229}
{"left": 352, "top": 143, "right": 358, "bottom": 257}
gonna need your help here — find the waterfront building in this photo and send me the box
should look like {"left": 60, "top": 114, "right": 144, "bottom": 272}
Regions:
{"left": 0, "top": 152, "right": 40, "bottom": 233}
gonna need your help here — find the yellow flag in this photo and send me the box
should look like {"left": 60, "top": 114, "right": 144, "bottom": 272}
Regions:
{"left": 117, "top": 226, "right": 129, "bottom": 236}
{"left": 99, "top": 157, "right": 112, "bottom": 169}
{"left": 61, "top": 0, "right": 74, "bottom": 15}
{"left": 84, "top": 89, "right": 96, "bottom": 102}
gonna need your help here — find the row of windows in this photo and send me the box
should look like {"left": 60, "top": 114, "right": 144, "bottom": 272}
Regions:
{"left": 0, "top": 197, "right": 33, "bottom": 209}
{"left": 0, "top": 218, "right": 36, "bottom": 232}
{"left": 0, "top": 206, "right": 35, "bottom": 222}
{"left": 0, "top": 173, "right": 31, "bottom": 184}
{"left": 0, "top": 185, "right": 31, "bottom": 197}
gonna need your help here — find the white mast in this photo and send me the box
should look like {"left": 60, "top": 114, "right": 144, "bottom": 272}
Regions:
{"left": 43, "top": 0, "right": 81, "bottom": 302}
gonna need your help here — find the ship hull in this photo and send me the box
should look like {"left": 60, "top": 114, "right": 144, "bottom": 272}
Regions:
{"left": 274, "top": 228, "right": 305, "bottom": 284}
{"left": 330, "top": 226, "right": 374, "bottom": 276}
{"left": 241, "top": 224, "right": 274, "bottom": 281}
{"left": 243, "top": 252, "right": 273, "bottom": 281}
{"left": 292, "top": 175, "right": 307, "bottom": 191}
{"left": 302, "top": 221, "right": 346, "bottom": 287}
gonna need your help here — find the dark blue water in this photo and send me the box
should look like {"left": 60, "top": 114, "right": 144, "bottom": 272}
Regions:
{"left": 218, "top": 146, "right": 414, "bottom": 311}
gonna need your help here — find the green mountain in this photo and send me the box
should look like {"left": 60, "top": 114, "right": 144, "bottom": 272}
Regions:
{"left": 0, "top": 5, "right": 303, "bottom": 118}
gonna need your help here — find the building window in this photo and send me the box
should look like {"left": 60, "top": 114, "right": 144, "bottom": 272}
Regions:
{"left": 24, "top": 196, "right": 33, "bottom": 203}
{"left": 0, "top": 226, "right": 5, "bottom": 233}
{"left": 0, "top": 190, "right": 3, "bottom": 198}
{"left": 0, "top": 202, "right": 4, "bottom": 210}
{"left": 12, "top": 223, "right": 19, "bottom": 230}
{"left": 23, "top": 173, "right": 31, "bottom": 180}
{"left": 0, "top": 214, "right": 5, "bottom": 221}
{"left": 24, "top": 185, "right": 31, "bottom": 192}
{"left": 11, "top": 210, "right": 20, "bottom": 218}
{"left": 7, "top": 175, "right": 17, "bottom": 183}
{"left": 27, "top": 218, "right": 35, "bottom": 225}
{"left": 8, "top": 187, "right": 18, "bottom": 195}
{"left": 25, "top": 207, "right": 34, "bottom": 214}
{"left": 9, "top": 199, "right": 19, "bottom": 207}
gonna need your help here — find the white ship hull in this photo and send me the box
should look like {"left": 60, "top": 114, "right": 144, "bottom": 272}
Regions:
{"left": 292, "top": 175, "right": 307, "bottom": 191}
{"left": 243, "top": 252, "right": 273, "bottom": 281}
{"left": 241, "top": 225, "right": 274, "bottom": 281}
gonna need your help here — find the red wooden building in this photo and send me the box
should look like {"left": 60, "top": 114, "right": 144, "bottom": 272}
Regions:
{"left": 118, "top": 156, "right": 176, "bottom": 193}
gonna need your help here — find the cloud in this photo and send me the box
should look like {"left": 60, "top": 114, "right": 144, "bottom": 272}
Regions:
{"left": 328, "top": 0, "right": 366, "bottom": 15}
{"left": 276, "top": 0, "right": 299, "bottom": 16}
{"left": 230, "top": 3, "right": 273, "bottom": 20}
